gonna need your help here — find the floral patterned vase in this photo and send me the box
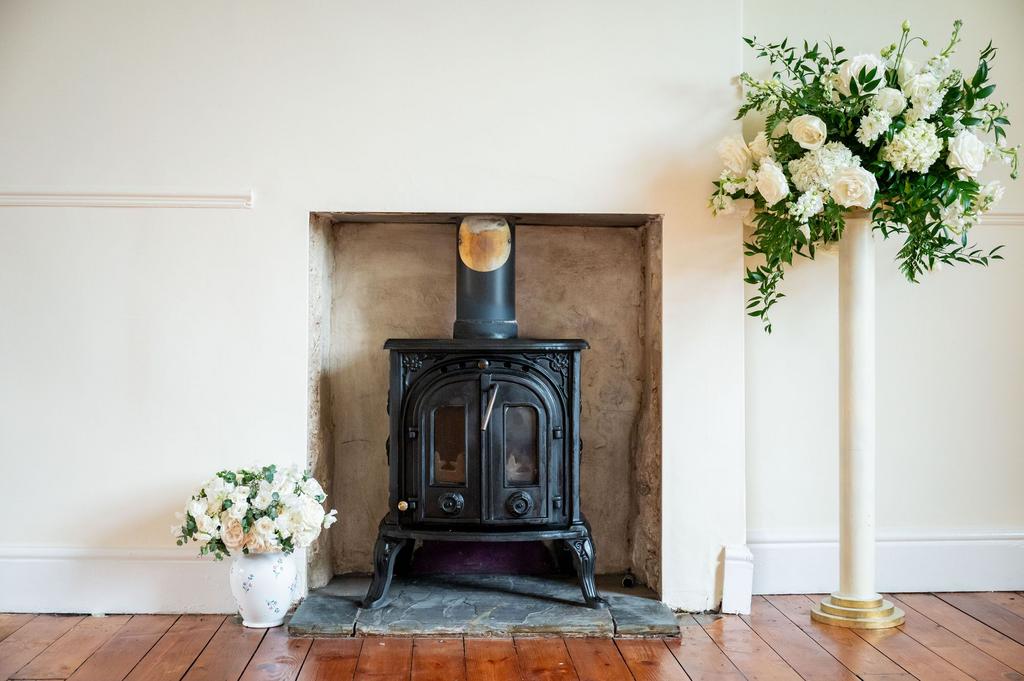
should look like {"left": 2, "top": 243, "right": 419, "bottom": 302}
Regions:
{"left": 229, "top": 552, "right": 297, "bottom": 628}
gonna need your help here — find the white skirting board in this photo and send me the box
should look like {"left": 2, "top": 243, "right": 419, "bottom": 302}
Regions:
{"left": 0, "top": 547, "right": 239, "bottom": 614}
{"left": 749, "top": 530, "right": 1024, "bottom": 594}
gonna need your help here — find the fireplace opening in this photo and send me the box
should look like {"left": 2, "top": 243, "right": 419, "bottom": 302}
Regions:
{"left": 307, "top": 212, "right": 662, "bottom": 602}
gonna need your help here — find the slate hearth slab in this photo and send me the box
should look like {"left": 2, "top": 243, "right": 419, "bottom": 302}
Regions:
{"left": 287, "top": 574, "right": 677, "bottom": 637}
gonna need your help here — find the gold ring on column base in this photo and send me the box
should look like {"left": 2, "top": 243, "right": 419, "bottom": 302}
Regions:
{"left": 810, "top": 596, "right": 905, "bottom": 629}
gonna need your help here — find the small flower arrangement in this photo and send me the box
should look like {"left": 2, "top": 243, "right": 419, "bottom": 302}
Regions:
{"left": 174, "top": 465, "right": 337, "bottom": 559}
{"left": 711, "top": 20, "right": 1018, "bottom": 331}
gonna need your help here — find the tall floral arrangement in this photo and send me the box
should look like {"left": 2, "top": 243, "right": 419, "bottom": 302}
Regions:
{"left": 710, "top": 20, "right": 1018, "bottom": 331}
{"left": 174, "top": 465, "right": 337, "bottom": 559}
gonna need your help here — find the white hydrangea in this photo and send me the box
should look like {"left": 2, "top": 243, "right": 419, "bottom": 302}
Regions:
{"left": 787, "top": 142, "right": 860, "bottom": 193}
{"left": 856, "top": 109, "right": 892, "bottom": 146}
{"left": 902, "top": 72, "right": 945, "bottom": 123}
{"left": 789, "top": 189, "right": 825, "bottom": 224}
{"left": 881, "top": 120, "right": 942, "bottom": 173}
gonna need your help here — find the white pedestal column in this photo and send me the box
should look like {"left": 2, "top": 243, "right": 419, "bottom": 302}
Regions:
{"left": 811, "top": 212, "right": 904, "bottom": 629}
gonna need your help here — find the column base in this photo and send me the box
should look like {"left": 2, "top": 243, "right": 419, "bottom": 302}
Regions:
{"left": 810, "top": 594, "right": 905, "bottom": 629}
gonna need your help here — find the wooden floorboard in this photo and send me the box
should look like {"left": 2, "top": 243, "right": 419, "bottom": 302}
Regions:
{"left": 888, "top": 595, "right": 1024, "bottom": 681}
{"left": 410, "top": 638, "right": 465, "bottom": 681}
{"left": 615, "top": 639, "right": 689, "bottom": 681}
{"left": 563, "top": 638, "right": 633, "bottom": 681}
{"left": 0, "top": 616, "right": 35, "bottom": 645}
{"left": 295, "top": 638, "right": 362, "bottom": 681}
{"left": 669, "top": 615, "right": 745, "bottom": 680}
{"left": 351, "top": 637, "right": 412, "bottom": 681}
{"left": 0, "top": 615, "right": 85, "bottom": 681}
{"left": 936, "top": 593, "right": 1024, "bottom": 645}
{"left": 765, "top": 595, "right": 913, "bottom": 679}
{"left": 514, "top": 637, "right": 578, "bottom": 681}
{"left": 12, "top": 614, "right": 131, "bottom": 680}
{"left": 9, "top": 593, "right": 1024, "bottom": 681}
{"left": 66, "top": 615, "right": 178, "bottom": 681}
{"left": 182, "top": 618, "right": 265, "bottom": 681}
{"left": 697, "top": 612, "right": 802, "bottom": 680}
{"left": 464, "top": 638, "right": 522, "bottom": 681}
{"left": 743, "top": 596, "right": 858, "bottom": 680}
{"left": 238, "top": 626, "right": 312, "bottom": 681}
{"left": 898, "top": 592, "right": 1024, "bottom": 673}
{"left": 122, "top": 615, "right": 223, "bottom": 681}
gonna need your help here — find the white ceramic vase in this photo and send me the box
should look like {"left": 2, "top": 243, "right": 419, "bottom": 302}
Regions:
{"left": 229, "top": 552, "right": 297, "bottom": 628}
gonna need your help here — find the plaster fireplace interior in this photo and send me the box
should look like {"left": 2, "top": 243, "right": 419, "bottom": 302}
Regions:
{"left": 307, "top": 212, "right": 663, "bottom": 600}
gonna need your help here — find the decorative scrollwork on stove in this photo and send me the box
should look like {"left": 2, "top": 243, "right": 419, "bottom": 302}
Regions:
{"left": 402, "top": 354, "right": 427, "bottom": 372}
{"left": 521, "top": 352, "right": 570, "bottom": 399}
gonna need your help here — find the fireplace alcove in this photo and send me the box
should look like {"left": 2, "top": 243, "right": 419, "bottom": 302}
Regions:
{"left": 307, "top": 212, "right": 663, "bottom": 599}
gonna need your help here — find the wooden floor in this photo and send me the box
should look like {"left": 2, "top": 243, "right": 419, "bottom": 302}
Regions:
{"left": 3, "top": 593, "right": 1024, "bottom": 680}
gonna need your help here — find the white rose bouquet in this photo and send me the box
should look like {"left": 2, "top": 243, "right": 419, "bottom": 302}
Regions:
{"left": 174, "top": 464, "right": 337, "bottom": 559}
{"left": 711, "top": 20, "right": 1018, "bottom": 331}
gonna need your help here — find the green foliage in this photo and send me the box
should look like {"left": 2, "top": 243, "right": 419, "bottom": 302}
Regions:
{"left": 714, "top": 20, "right": 1017, "bottom": 332}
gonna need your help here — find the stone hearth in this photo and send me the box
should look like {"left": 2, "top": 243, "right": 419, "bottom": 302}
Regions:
{"left": 288, "top": 574, "right": 677, "bottom": 637}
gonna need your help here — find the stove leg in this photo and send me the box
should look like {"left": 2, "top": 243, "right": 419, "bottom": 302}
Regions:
{"left": 362, "top": 534, "right": 407, "bottom": 609}
{"left": 564, "top": 532, "right": 608, "bottom": 609}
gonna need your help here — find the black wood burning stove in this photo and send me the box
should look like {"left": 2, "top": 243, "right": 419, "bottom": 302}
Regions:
{"left": 363, "top": 216, "right": 607, "bottom": 609}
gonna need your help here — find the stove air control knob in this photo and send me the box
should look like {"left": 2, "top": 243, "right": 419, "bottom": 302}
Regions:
{"left": 506, "top": 491, "right": 533, "bottom": 517}
{"left": 439, "top": 492, "right": 464, "bottom": 515}
{"left": 397, "top": 500, "right": 409, "bottom": 512}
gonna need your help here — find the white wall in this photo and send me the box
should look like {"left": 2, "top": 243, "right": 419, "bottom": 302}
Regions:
{"left": 0, "top": 1, "right": 745, "bottom": 612}
{"left": 743, "top": 0, "right": 1024, "bottom": 592}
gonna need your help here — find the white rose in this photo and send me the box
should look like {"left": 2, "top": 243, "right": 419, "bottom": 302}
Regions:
{"left": 748, "top": 131, "right": 774, "bottom": 162}
{"left": 946, "top": 130, "right": 986, "bottom": 178}
{"left": 301, "top": 477, "right": 326, "bottom": 501}
{"left": 896, "top": 58, "right": 917, "bottom": 87}
{"left": 297, "top": 497, "right": 326, "bottom": 530}
{"left": 787, "top": 115, "right": 827, "bottom": 151}
{"left": 221, "top": 518, "right": 245, "bottom": 552}
{"left": 187, "top": 498, "right": 208, "bottom": 520}
{"left": 755, "top": 159, "right": 790, "bottom": 206}
{"left": 291, "top": 527, "right": 319, "bottom": 548}
{"left": 252, "top": 485, "right": 275, "bottom": 511}
{"left": 872, "top": 88, "right": 907, "bottom": 116}
{"left": 829, "top": 166, "right": 878, "bottom": 209}
{"left": 837, "top": 54, "right": 886, "bottom": 96}
{"left": 194, "top": 512, "right": 220, "bottom": 539}
{"left": 274, "top": 514, "right": 295, "bottom": 539}
{"left": 716, "top": 135, "right": 752, "bottom": 176}
{"left": 902, "top": 72, "right": 939, "bottom": 103}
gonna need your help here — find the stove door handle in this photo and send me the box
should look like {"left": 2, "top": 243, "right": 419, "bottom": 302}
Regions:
{"left": 481, "top": 384, "right": 500, "bottom": 431}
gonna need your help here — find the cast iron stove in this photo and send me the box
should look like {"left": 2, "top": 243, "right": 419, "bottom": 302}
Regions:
{"left": 363, "top": 216, "right": 606, "bottom": 609}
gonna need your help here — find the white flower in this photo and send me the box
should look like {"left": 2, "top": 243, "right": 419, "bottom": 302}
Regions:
{"left": 749, "top": 131, "right": 775, "bottom": 161}
{"left": 872, "top": 88, "right": 907, "bottom": 116}
{"left": 881, "top": 120, "right": 941, "bottom": 173}
{"left": 837, "top": 54, "right": 886, "bottom": 96}
{"left": 787, "top": 142, "right": 860, "bottom": 193}
{"left": 896, "top": 58, "right": 917, "bottom": 87}
{"left": 301, "top": 477, "right": 326, "bottom": 501}
{"left": 252, "top": 485, "right": 275, "bottom": 511}
{"left": 829, "top": 166, "right": 878, "bottom": 209}
{"left": 788, "top": 115, "right": 828, "bottom": 151}
{"left": 946, "top": 130, "right": 987, "bottom": 179}
{"left": 226, "top": 486, "right": 250, "bottom": 519}
{"left": 187, "top": 498, "right": 209, "bottom": 521}
{"left": 274, "top": 514, "right": 295, "bottom": 539}
{"left": 194, "top": 512, "right": 220, "bottom": 541}
{"left": 710, "top": 193, "right": 735, "bottom": 216}
{"left": 902, "top": 73, "right": 943, "bottom": 122}
{"left": 924, "top": 55, "right": 953, "bottom": 81}
{"left": 755, "top": 159, "right": 790, "bottom": 206}
{"left": 789, "top": 189, "right": 825, "bottom": 223}
{"left": 980, "top": 180, "right": 1006, "bottom": 210}
{"left": 202, "top": 477, "right": 233, "bottom": 509}
{"left": 716, "top": 135, "right": 752, "bottom": 176}
{"left": 856, "top": 109, "right": 892, "bottom": 146}
{"left": 297, "top": 496, "right": 326, "bottom": 530}
{"left": 322, "top": 509, "right": 338, "bottom": 529}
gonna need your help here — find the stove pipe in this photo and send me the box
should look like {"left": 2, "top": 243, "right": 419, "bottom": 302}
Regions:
{"left": 454, "top": 215, "right": 517, "bottom": 339}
